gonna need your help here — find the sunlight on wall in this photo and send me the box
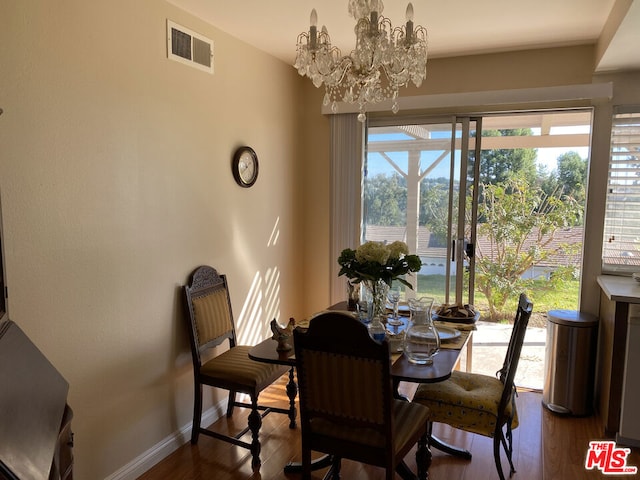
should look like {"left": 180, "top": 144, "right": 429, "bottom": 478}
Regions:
{"left": 236, "top": 270, "right": 264, "bottom": 345}
{"left": 264, "top": 266, "right": 282, "bottom": 328}
{"left": 268, "top": 216, "right": 280, "bottom": 247}
{"left": 236, "top": 216, "right": 282, "bottom": 346}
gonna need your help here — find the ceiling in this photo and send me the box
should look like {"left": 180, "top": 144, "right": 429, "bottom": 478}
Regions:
{"left": 168, "top": 0, "right": 640, "bottom": 73}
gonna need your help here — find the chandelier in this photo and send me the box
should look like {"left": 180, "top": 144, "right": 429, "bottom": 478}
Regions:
{"left": 294, "top": 0, "right": 428, "bottom": 122}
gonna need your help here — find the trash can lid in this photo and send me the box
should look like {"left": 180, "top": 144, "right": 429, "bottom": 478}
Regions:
{"left": 547, "top": 309, "right": 598, "bottom": 327}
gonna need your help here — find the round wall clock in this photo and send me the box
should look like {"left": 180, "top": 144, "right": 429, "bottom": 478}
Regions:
{"left": 232, "top": 146, "right": 259, "bottom": 188}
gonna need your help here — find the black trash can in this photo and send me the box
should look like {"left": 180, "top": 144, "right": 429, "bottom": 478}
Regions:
{"left": 542, "top": 309, "right": 598, "bottom": 416}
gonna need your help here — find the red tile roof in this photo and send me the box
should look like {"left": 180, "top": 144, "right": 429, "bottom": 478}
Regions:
{"left": 364, "top": 225, "right": 586, "bottom": 268}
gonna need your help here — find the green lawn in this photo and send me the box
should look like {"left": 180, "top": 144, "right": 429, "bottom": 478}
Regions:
{"left": 413, "top": 274, "right": 580, "bottom": 322}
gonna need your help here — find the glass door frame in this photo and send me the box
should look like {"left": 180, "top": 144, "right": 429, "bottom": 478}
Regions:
{"left": 451, "top": 116, "right": 482, "bottom": 307}
{"left": 364, "top": 114, "right": 480, "bottom": 307}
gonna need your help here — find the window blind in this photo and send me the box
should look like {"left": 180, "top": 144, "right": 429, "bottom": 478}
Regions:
{"left": 602, "top": 106, "right": 640, "bottom": 273}
{"left": 330, "top": 114, "right": 364, "bottom": 304}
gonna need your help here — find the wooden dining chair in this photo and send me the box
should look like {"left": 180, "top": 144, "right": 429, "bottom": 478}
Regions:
{"left": 293, "top": 311, "right": 432, "bottom": 480}
{"left": 183, "top": 265, "right": 292, "bottom": 469}
{"left": 412, "top": 293, "right": 533, "bottom": 480}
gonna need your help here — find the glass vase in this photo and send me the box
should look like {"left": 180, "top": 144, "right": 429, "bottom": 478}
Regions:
{"left": 362, "top": 279, "right": 389, "bottom": 342}
{"left": 404, "top": 297, "right": 440, "bottom": 365}
{"left": 362, "top": 279, "right": 389, "bottom": 323}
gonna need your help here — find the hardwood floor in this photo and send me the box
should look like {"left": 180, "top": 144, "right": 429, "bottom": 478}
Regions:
{"left": 137, "top": 376, "right": 640, "bottom": 480}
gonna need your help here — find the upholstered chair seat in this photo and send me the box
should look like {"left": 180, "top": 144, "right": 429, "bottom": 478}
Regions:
{"left": 199, "top": 345, "right": 285, "bottom": 391}
{"left": 413, "top": 370, "right": 518, "bottom": 437}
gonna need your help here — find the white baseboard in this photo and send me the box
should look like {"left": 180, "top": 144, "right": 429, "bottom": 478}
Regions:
{"left": 104, "top": 402, "right": 224, "bottom": 480}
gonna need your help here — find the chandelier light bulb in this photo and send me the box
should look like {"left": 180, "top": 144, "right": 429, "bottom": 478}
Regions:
{"left": 405, "top": 3, "right": 414, "bottom": 21}
{"left": 321, "top": 24, "right": 329, "bottom": 45}
{"left": 310, "top": 8, "right": 318, "bottom": 27}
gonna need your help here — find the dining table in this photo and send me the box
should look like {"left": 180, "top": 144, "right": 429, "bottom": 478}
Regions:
{"left": 247, "top": 302, "right": 475, "bottom": 478}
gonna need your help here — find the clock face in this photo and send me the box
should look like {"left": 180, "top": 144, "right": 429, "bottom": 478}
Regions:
{"left": 232, "top": 146, "right": 259, "bottom": 187}
{"left": 238, "top": 151, "right": 255, "bottom": 183}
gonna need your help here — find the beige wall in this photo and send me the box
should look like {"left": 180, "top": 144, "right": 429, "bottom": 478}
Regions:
{"left": 0, "top": 1, "right": 307, "bottom": 478}
{"left": 298, "top": 82, "right": 332, "bottom": 315}
{"left": 409, "top": 45, "right": 597, "bottom": 95}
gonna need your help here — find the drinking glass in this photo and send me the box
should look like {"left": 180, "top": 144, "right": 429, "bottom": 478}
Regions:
{"left": 346, "top": 280, "right": 359, "bottom": 311}
{"left": 387, "top": 286, "right": 402, "bottom": 326}
{"left": 356, "top": 299, "right": 371, "bottom": 324}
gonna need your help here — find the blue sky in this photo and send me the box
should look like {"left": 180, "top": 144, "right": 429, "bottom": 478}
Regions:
{"left": 366, "top": 127, "right": 590, "bottom": 179}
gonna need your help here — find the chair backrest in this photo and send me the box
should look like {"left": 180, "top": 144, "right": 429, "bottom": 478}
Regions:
{"left": 293, "top": 312, "right": 395, "bottom": 453}
{"left": 497, "top": 293, "right": 533, "bottom": 420}
{"left": 183, "top": 266, "right": 237, "bottom": 368}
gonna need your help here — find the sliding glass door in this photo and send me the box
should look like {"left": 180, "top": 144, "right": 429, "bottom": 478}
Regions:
{"left": 363, "top": 116, "right": 480, "bottom": 306}
{"left": 363, "top": 109, "right": 592, "bottom": 388}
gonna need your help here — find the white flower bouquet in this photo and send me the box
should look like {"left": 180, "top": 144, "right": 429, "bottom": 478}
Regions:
{"left": 337, "top": 240, "right": 422, "bottom": 289}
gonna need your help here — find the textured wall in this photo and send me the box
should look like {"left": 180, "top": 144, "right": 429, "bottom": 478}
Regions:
{"left": 0, "top": 0, "right": 307, "bottom": 477}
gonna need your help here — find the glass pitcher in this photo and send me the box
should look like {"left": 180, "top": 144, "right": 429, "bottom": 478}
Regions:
{"left": 404, "top": 297, "right": 440, "bottom": 365}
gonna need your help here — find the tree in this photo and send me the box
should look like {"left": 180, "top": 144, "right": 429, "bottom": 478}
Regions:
{"left": 419, "top": 178, "right": 452, "bottom": 246}
{"left": 363, "top": 173, "right": 407, "bottom": 225}
{"left": 479, "top": 129, "right": 537, "bottom": 186}
{"left": 474, "top": 176, "right": 583, "bottom": 318}
{"left": 557, "top": 151, "right": 587, "bottom": 203}
{"left": 537, "top": 163, "right": 558, "bottom": 198}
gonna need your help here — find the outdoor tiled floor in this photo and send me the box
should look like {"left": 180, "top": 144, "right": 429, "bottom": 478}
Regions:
{"left": 458, "top": 321, "right": 547, "bottom": 391}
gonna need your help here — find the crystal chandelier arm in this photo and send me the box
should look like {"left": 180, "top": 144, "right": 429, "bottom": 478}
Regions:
{"left": 315, "top": 47, "right": 349, "bottom": 79}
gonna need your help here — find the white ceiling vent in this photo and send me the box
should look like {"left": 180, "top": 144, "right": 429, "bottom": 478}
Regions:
{"left": 167, "top": 20, "right": 214, "bottom": 74}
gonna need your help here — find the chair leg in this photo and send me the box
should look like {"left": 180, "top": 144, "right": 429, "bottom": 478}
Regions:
{"left": 416, "top": 432, "right": 432, "bottom": 480}
{"left": 191, "top": 382, "right": 203, "bottom": 444}
{"left": 328, "top": 456, "right": 341, "bottom": 479}
{"left": 493, "top": 435, "right": 506, "bottom": 480}
{"left": 504, "top": 423, "right": 516, "bottom": 475}
{"left": 385, "top": 463, "right": 394, "bottom": 480}
{"left": 226, "top": 390, "right": 236, "bottom": 418}
{"left": 248, "top": 395, "right": 262, "bottom": 469}
{"left": 493, "top": 421, "right": 516, "bottom": 479}
{"left": 301, "top": 446, "right": 312, "bottom": 480}
{"left": 286, "top": 367, "right": 297, "bottom": 428}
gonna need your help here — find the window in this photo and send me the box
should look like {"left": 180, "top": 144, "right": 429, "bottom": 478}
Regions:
{"left": 602, "top": 107, "right": 640, "bottom": 273}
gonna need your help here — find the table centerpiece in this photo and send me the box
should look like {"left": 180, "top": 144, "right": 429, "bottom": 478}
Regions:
{"left": 338, "top": 241, "right": 422, "bottom": 327}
